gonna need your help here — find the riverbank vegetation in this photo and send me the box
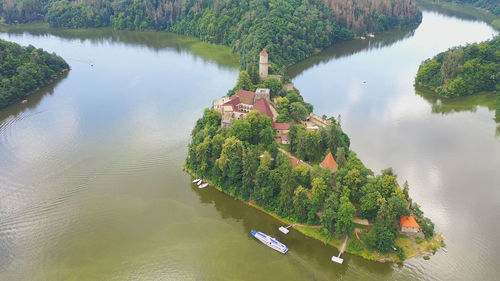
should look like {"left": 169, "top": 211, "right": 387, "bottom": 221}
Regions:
{"left": 186, "top": 74, "right": 438, "bottom": 262}
{"left": 415, "top": 36, "right": 499, "bottom": 97}
{"left": 0, "top": 39, "right": 69, "bottom": 108}
{"left": 417, "top": 0, "right": 500, "bottom": 30}
{"left": 0, "top": 0, "right": 422, "bottom": 70}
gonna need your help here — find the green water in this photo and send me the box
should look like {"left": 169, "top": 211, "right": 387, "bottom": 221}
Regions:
{"left": 0, "top": 10, "right": 499, "bottom": 281}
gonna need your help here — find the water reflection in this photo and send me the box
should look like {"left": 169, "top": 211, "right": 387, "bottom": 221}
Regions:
{"left": 189, "top": 183, "right": 395, "bottom": 280}
{"left": 415, "top": 86, "right": 500, "bottom": 138}
{"left": 0, "top": 72, "right": 68, "bottom": 123}
{"left": 287, "top": 27, "right": 417, "bottom": 78}
{"left": 0, "top": 25, "right": 239, "bottom": 69}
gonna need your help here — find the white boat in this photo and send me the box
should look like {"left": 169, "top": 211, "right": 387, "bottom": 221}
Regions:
{"left": 199, "top": 183, "right": 209, "bottom": 188}
{"left": 251, "top": 230, "right": 288, "bottom": 254}
{"left": 192, "top": 179, "right": 201, "bottom": 184}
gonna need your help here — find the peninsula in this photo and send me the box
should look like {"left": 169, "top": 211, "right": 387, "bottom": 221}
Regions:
{"left": 186, "top": 49, "right": 443, "bottom": 263}
{"left": 0, "top": 39, "right": 69, "bottom": 109}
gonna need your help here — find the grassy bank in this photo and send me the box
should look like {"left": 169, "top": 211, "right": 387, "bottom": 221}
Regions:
{"left": 184, "top": 166, "right": 444, "bottom": 263}
{"left": 417, "top": 0, "right": 500, "bottom": 30}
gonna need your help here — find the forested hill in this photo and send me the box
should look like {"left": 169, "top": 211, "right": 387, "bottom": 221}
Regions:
{"left": 0, "top": 39, "right": 69, "bottom": 108}
{"left": 415, "top": 36, "right": 499, "bottom": 97}
{"left": 433, "top": 0, "right": 499, "bottom": 15}
{"left": 0, "top": 0, "right": 422, "bottom": 70}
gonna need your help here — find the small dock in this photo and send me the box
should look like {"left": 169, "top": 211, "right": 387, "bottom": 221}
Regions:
{"left": 331, "top": 235, "right": 349, "bottom": 264}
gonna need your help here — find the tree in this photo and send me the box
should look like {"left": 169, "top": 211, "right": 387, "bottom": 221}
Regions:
{"left": 216, "top": 136, "right": 244, "bottom": 189}
{"left": 290, "top": 102, "right": 308, "bottom": 122}
{"left": 420, "top": 217, "right": 435, "bottom": 238}
{"left": 359, "top": 184, "right": 381, "bottom": 220}
{"left": 241, "top": 146, "right": 259, "bottom": 200}
{"left": 229, "top": 119, "right": 251, "bottom": 142}
{"left": 293, "top": 186, "right": 309, "bottom": 222}
{"left": 305, "top": 130, "right": 322, "bottom": 162}
{"left": 387, "top": 196, "right": 410, "bottom": 217}
{"left": 366, "top": 225, "right": 395, "bottom": 253}
{"left": 254, "top": 151, "right": 272, "bottom": 203}
{"left": 311, "top": 177, "right": 328, "bottom": 202}
{"left": 292, "top": 165, "right": 310, "bottom": 188}
{"left": 264, "top": 77, "right": 282, "bottom": 97}
{"left": 235, "top": 70, "right": 253, "bottom": 91}
{"left": 279, "top": 170, "right": 296, "bottom": 217}
{"left": 335, "top": 147, "right": 347, "bottom": 168}
{"left": 335, "top": 195, "right": 356, "bottom": 235}
{"left": 320, "top": 207, "right": 336, "bottom": 233}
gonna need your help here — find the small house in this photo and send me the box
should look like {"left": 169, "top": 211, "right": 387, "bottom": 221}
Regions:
{"left": 400, "top": 216, "right": 421, "bottom": 234}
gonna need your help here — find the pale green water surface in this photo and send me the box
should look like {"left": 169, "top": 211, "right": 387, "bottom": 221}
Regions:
{"left": 0, "top": 10, "right": 499, "bottom": 281}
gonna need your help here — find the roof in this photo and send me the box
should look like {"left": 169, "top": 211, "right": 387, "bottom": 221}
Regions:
{"left": 253, "top": 98, "right": 273, "bottom": 119}
{"left": 401, "top": 216, "right": 420, "bottom": 228}
{"left": 260, "top": 48, "right": 268, "bottom": 57}
{"left": 236, "top": 90, "right": 256, "bottom": 105}
{"left": 221, "top": 96, "right": 241, "bottom": 112}
{"left": 273, "top": 123, "right": 290, "bottom": 130}
{"left": 320, "top": 152, "right": 338, "bottom": 171}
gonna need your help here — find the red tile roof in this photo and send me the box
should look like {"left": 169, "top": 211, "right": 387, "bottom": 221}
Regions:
{"left": 273, "top": 123, "right": 290, "bottom": 130}
{"left": 253, "top": 98, "right": 273, "bottom": 119}
{"left": 236, "top": 90, "right": 256, "bottom": 105}
{"left": 221, "top": 96, "right": 241, "bottom": 111}
{"left": 260, "top": 48, "right": 268, "bottom": 57}
{"left": 320, "top": 152, "right": 338, "bottom": 171}
{"left": 401, "top": 216, "right": 420, "bottom": 228}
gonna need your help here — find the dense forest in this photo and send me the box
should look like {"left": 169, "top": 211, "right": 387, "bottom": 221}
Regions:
{"left": 0, "top": 0, "right": 422, "bottom": 69}
{"left": 186, "top": 74, "right": 435, "bottom": 259}
{"left": 433, "top": 0, "right": 499, "bottom": 15}
{"left": 0, "top": 39, "right": 69, "bottom": 109}
{"left": 415, "top": 36, "right": 499, "bottom": 97}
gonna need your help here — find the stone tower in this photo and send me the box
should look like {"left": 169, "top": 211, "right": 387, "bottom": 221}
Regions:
{"left": 259, "top": 48, "right": 269, "bottom": 81}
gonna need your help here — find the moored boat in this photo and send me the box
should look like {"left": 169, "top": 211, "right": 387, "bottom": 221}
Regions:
{"left": 192, "top": 179, "right": 201, "bottom": 184}
{"left": 251, "top": 230, "right": 288, "bottom": 254}
{"left": 199, "top": 183, "right": 209, "bottom": 188}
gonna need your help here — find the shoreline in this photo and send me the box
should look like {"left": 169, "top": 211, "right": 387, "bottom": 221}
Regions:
{"left": 0, "top": 67, "right": 70, "bottom": 110}
{"left": 183, "top": 167, "right": 444, "bottom": 263}
{"left": 417, "top": 0, "right": 500, "bottom": 31}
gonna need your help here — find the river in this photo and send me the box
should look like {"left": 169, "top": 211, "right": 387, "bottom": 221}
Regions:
{"left": 0, "top": 10, "right": 498, "bottom": 281}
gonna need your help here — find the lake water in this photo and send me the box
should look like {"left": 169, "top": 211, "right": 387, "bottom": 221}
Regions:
{"left": 0, "top": 10, "right": 499, "bottom": 281}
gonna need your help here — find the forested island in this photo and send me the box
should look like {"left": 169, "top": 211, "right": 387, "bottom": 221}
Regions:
{"left": 0, "top": 39, "right": 69, "bottom": 109}
{"left": 0, "top": 0, "right": 421, "bottom": 69}
{"left": 186, "top": 48, "right": 443, "bottom": 262}
{"left": 415, "top": 36, "right": 500, "bottom": 126}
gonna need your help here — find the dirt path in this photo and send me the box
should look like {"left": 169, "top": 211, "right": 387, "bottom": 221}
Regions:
{"left": 338, "top": 235, "right": 349, "bottom": 255}
{"left": 410, "top": 236, "right": 419, "bottom": 255}
{"left": 278, "top": 148, "right": 313, "bottom": 169}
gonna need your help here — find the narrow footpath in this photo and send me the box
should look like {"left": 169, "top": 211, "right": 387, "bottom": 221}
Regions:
{"left": 278, "top": 147, "right": 313, "bottom": 169}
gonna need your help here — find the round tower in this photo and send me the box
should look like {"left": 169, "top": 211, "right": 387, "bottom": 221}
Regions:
{"left": 259, "top": 48, "right": 269, "bottom": 81}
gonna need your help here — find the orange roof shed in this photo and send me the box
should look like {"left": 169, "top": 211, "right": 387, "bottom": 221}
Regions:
{"left": 400, "top": 216, "right": 420, "bottom": 228}
{"left": 320, "top": 152, "right": 338, "bottom": 171}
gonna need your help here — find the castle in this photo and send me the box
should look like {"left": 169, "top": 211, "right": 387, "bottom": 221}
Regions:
{"left": 212, "top": 49, "right": 291, "bottom": 143}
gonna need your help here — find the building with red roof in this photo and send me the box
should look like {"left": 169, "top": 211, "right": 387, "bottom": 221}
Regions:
{"left": 320, "top": 152, "right": 339, "bottom": 172}
{"left": 400, "top": 216, "right": 421, "bottom": 234}
{"left": 253, "top": 98, "right": 273, "bottom": 119}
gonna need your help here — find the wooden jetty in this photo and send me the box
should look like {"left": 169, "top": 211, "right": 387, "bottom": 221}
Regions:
{"left": 331, "top": 235, "right": 349, "bottom": 264}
